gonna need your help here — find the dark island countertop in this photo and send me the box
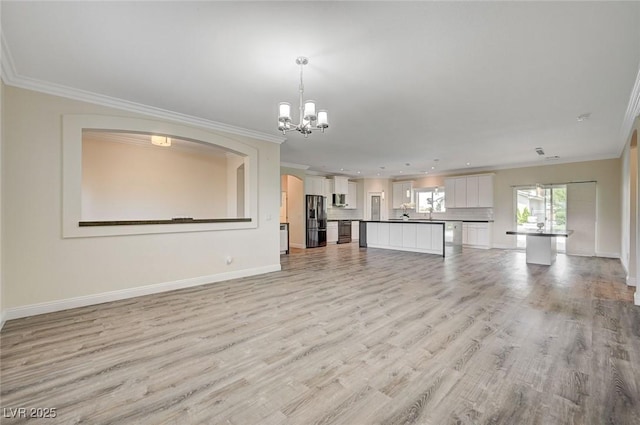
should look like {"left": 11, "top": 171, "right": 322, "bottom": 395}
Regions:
{"left": 506, "top": 229, "right": 574, "bottom": 237}
{"left": 361, "top": 220, "right": 446, "bottom": 224}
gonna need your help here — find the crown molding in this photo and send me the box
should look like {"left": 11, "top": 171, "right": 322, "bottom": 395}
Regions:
{"left": 280, "top": 162, "right": 310, "bottom": 170}
{"left": 621, "top": 63, "right": 640, "bottom": 146}
{"left": 0, "top": 33, "right": 285, "bottom": 145}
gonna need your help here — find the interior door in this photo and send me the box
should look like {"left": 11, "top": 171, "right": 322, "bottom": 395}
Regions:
{"left": 566, "top": 182, "right": 596, "bottom": 256}
{"left": 371, "top": 196, "right": 381, "bottom": 221}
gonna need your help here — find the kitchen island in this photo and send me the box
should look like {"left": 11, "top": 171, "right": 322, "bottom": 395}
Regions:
{"left": 506, "top": 228, "right": 574, "bottom": 265}
{"left": 360, "top": 220, "right": 445, "bottom": 257}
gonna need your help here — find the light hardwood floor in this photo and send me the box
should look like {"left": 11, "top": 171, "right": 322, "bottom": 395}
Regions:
{"left": 1, "top": 244, "right": 639, "bottom": 424}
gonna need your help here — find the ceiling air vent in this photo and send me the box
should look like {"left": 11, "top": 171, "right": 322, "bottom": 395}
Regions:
{"left": 545, "top": 156, "right": 560, "bottom": 161}
{"left": 535, "top": 147, "right": 545, "bottom": 156}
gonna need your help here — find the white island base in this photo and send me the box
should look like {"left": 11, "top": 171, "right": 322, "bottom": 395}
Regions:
{"left": 363, "top": 221, "right": 445, "bottom": 257}
{"left": 525, "top": 235, "right": 558, "bottom": 265}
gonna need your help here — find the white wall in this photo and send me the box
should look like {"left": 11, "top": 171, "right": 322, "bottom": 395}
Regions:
{"left": 0, "top": 80, "right": 4, "bottom": 327}
{"left": 286, "top": 175, "right": 304, "bottom": 248}
{"left": 363, "top": 178, "right": 391, "bottom": 220}
{"left": 82, "top": 138, "right": 228, "bottom": 220}
{"left": 2, "top": 86, "right": 281, "bottom": 317}
{"left": 621, "top": 116, "right": 640, "bottom": 304}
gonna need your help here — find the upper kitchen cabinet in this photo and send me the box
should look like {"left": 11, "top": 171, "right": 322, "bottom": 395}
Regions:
{"left": 345, "top": 181, "right": 357, "bottom": 209}
{"left": 392, "top": 181, "right": 414, "bottom": 209}
{"left": 477, "top": 175, "right": 494, "bottom": 207}
{"left": 305, "top": 176, "right": 327, "bottom": 196}
{"left": 444, "top": 174, "right": 493, "bottom": 208}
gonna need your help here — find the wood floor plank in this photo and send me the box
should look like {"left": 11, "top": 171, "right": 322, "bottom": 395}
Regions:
{"left": 2, "top": 243, "right": 639, "bottom": 424}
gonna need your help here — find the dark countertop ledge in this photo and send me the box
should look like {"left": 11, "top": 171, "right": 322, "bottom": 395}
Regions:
{"left": 506, "top": 229, "right": 574, "bottom": 237}
{"left": 79, "top": 218, "right": 251, "bottom": 227}
{"left": 362, "top": 220, "right": 446, "bottom": 225}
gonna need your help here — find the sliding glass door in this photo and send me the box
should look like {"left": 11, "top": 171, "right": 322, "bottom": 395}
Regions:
{"left": 514, "top": 185, "right": 567, "bottom": 251}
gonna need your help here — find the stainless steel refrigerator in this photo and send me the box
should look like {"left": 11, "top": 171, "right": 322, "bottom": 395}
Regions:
{"left": 306, "top": 195, "right": 327, "bottom": 248}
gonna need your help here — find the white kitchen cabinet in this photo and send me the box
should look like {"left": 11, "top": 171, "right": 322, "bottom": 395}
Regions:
{"left": 389, "top": 224, "right": 403, "bottom": 247}
{"left": 416, "top": 224, "right": 432, "bottom": 250}
{"left": 305, "top": 176, "right": 326, "bottom": 196}
{"left": 454, "top": 178, "right": 467, "bottom": 208}
{"left": 345, "top": 181, "right": 357, "bottom": 209}
{"left": 378, "top": 223, "right": 390, "bottom": 246}
{"left": 431, "top": 224, "right": 444, "bottom": 250}
{"left": 462, "top": 222, "right": 492, "bottom": 249}
{"left": 280, "top": 223, "right": 289, "bottom": 254}
{"left": 477, "top": 175, "right": 494, "bottom": 207}
{"left": 351, "top": 221, "right": 359, "bottom": 241}
{"left": 327, "top": 221, "right": 338, "bottom": 244}
{"left": 444, "top": 174, "right": 494, "bottom": 208}
{"left": 402, "top": 223, "right": 417, "bottom": 248}
{"left": 324, "top": 178, "right": 333, "bottom": 208}
{"left": 392, "top": 181, "right": 414, "bottom": 208}
{"left": 466, "top": 176, "right": 479, "bottom": 207}
{"left": 444, "top": 178, "right": 456, "bottom": 208}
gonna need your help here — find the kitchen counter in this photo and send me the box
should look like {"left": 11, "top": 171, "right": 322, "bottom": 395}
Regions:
{"left": 360, "top": 220, "right": 445, "bottom": 256}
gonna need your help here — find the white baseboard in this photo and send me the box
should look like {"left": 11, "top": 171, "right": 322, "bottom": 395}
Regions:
{"left": 635, "top": 290, "right": 640, "bottom": 306}
{"left": 595, "top": 251, "right": 621, "bottom": 259}
{"left": 492, "top": 244, "right": 517, "bottom": 250}
{"left": 627, "top": 276, "right": 638, "bottom": 287}
{"left": 3, "top": 264, "right": 281, "bottom": 322}
{"left": 0, "top": 310, "right": 6, "bottom": 331}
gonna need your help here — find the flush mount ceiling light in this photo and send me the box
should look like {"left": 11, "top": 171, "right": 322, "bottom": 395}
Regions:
{"left": 577, "top": 112, "right": 591, "bottom": 122}
{"left": 278, "top": 57, "right": 329, "bottom": 138}
{"left": 151, "top": 135, "right": 171, "bottom": 147}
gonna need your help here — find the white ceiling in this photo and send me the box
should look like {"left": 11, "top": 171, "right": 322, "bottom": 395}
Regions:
{"left": 2, "top": 1, "right": 640, "bottom": 178}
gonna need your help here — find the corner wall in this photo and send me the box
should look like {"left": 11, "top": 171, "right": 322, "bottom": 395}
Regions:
{"left": 0, "top": 80, "right": 4, "bottom": 328}
{"left": 2, "top": 86, "right": 281, "bottom": 319}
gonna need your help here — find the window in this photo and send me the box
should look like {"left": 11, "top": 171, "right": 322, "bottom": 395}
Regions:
{"left": 415, "top": 187, "right": 446, "bottom": 213}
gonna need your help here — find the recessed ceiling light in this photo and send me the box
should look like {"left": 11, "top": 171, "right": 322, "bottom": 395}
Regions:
{"left": 399, "top": 171, "right": 403, "bottom": 174}
{"left": 357, "top": 171, "right": 361, "bottom": 174}
{"left": 340, "top": 168, "right": 344, "bottom": 171}
{"left": 466, "top": 162, "right": 471, "bottom": 166}
{"left": 431, "top": 166, "right": 435, "bottom": 170}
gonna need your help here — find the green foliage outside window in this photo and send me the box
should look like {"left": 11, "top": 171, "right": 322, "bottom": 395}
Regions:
{"left": 517, "top": 207, "right": 530, "bottom": 224}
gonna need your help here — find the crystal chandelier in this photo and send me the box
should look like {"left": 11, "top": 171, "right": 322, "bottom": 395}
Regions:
{"left": 278, "top": 57, "right": 329, "bottom": 137}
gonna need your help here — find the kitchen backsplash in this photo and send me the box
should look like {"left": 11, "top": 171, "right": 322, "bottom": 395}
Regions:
{"left": 391, "top": 207, "right": 494, "bottom": 221}
{"left": 327, "top": 208, "right": 364, "bottom": 220}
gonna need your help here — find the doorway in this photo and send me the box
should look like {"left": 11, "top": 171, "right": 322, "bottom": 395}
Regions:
{"left": 371, "top": 195, "right": 381, "bottom": 221}
{"left": 281, "top": 175, "right": 304, "bottom": 249}
{"left": 514, "top": 185, "right": 567, "bottom": 252}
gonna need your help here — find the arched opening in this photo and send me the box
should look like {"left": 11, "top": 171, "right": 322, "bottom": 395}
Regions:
{"left": 280, "top": 175, "right": 305, "bottom": 249}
